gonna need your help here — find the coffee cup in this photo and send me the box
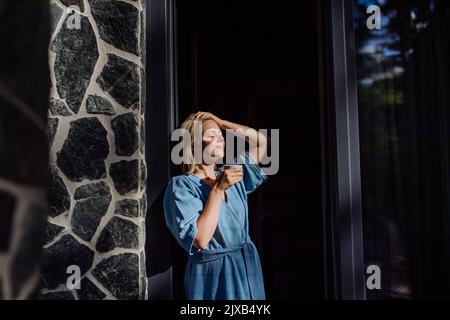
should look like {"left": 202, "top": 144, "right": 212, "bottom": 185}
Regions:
{"left": 223, "top": 164, "right": 243, "bottom": 170}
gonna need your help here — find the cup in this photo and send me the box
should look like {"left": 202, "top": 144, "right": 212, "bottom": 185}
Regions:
{"left": 223, "top": 164, "right": 243, "bottom": 171}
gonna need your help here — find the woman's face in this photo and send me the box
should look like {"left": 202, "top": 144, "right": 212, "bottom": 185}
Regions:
{"left": 201, "top": 119, "right": 225, "bottom": 163}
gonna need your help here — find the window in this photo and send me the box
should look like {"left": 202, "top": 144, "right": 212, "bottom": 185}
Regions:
{"left": 355, "top": 0, "right": 450, "bottom": 299}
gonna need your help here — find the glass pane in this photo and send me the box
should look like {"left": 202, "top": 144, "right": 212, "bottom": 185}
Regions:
{"left": 354, "top": 0, "right": 450, "bottom": 299}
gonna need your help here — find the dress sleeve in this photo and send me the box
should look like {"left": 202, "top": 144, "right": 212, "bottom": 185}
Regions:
{"left": 163, "top": 176, "right": 203, "bottom": 255}
{"left": 237, "top": 151, "right": 269, "bottom": 194}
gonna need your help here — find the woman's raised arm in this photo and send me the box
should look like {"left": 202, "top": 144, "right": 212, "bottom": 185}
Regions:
{"left": 195, "top": 112, "right": 268, "bottom": 164}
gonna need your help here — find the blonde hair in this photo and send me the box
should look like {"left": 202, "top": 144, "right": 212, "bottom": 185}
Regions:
{"left": 179, "top": 112, "right": 216, "bottom": 174}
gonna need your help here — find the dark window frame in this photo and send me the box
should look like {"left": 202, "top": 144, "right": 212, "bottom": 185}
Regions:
{"left": 145, "top": 0, "right": 178, "bottom": 300}
{"left": 320, "top": 0, "right": 366, "bottom": 300}
{"left": 146, "top": 0, "right": 367, "bottom": 300}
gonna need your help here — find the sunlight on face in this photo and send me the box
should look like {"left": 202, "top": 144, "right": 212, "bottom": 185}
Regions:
{"left": 201, "top": 120, "right": 225, "bottom": 162}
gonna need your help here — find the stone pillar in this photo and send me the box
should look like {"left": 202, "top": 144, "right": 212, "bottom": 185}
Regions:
{"left": 0, "top": 1, "right": 51, "bottom": 300}
{"left": 41, "top": 0, "right": 147, "bottom": 300}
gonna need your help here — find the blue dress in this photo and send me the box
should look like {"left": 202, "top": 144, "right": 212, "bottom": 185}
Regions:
{"left": 163, "top": 151, "right": 268, "bottom": 300}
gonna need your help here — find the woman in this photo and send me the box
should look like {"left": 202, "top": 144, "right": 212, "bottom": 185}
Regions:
{"left": 163, "top": 111, "right": 269, "bottom": 300}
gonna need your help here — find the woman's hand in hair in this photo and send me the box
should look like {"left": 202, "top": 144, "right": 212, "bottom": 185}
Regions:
{"left": 196, "top": 111, "right": 225, "bottom": 129}
{"left": 195, "top": 111, "right": 267, "bottom": 164}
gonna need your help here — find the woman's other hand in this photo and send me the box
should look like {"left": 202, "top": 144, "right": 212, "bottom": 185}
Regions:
{"left": 215, "top": 167, "right": 244, "bottom": 190}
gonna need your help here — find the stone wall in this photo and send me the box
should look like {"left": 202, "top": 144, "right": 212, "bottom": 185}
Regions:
{"left": 0, "top": 1, "right": 51, "bottom": 300}
{"left": 40, "top": 0, "right": 147, "bottom": 300}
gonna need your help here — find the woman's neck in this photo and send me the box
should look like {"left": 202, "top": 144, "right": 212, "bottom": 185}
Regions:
{"left": 193, "top": 164, "right": 216, "bottom": 180}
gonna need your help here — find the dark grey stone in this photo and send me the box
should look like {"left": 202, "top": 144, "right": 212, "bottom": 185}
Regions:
{"left": 56, "top": 118, "right": 109, "bottom": 182}
{"left": 48, "top": 165, "right": 70, "bottom": 217}
{"left": 51, "top": 15, "right": 99, "bottom": 114}
{"left": 92, "top": 253, "right": 139, "bottom": 299}
{"left": 115, "top": 199, "right": 139, "bottom": 218}
{"left": 40, "top": 234, "right": 94, "bottom": 289}
{"left": 60, "top": 0, "right": 84, "bottom": 12}
{"left": 96, "top": 54, "right": 139, "bottom": 109}
{"left": 45, "top": 223, "right": 65, "bottom": 244}
{"left": 71, "top": 182, "right": 111, "bottom": 242}
{"left": 86, "top": 95, "right": 116, "bottom": 115}
{"left": 48, "top": 117, "right": 58, "bottom": 147}
{"left": 0, "top": 192, "right": 15, "bottom": 251}
{"left": 139, "top": 116, "right": 144, "bottom": 154}
{"left": 96, "top": 217, "right": 139, "bottom": 253}
{"left": 77, "top": 277, "right": 106, "bottom": 300}
{"left": 89, "top": 0, "right": 139, "bottom": 55}
{"left": 112, "top": 113, "right": 138, "bottom": 156}
{"left": 50, "top": 3, "right": 63, "bottom": 35}
{"left": 139, "top": 250, "right": 146, "bottom": 299}
{"left": 49, "top": 97, "right": 71, "bottom": 116}
{"left": 42, "top": 291, "right": 75, "bottom": 300}
{"left": 74, "top": 181, "right": 111, "bottom": 200}
{"left": 110, "top": 160, "right": 139, "bottom": 195}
